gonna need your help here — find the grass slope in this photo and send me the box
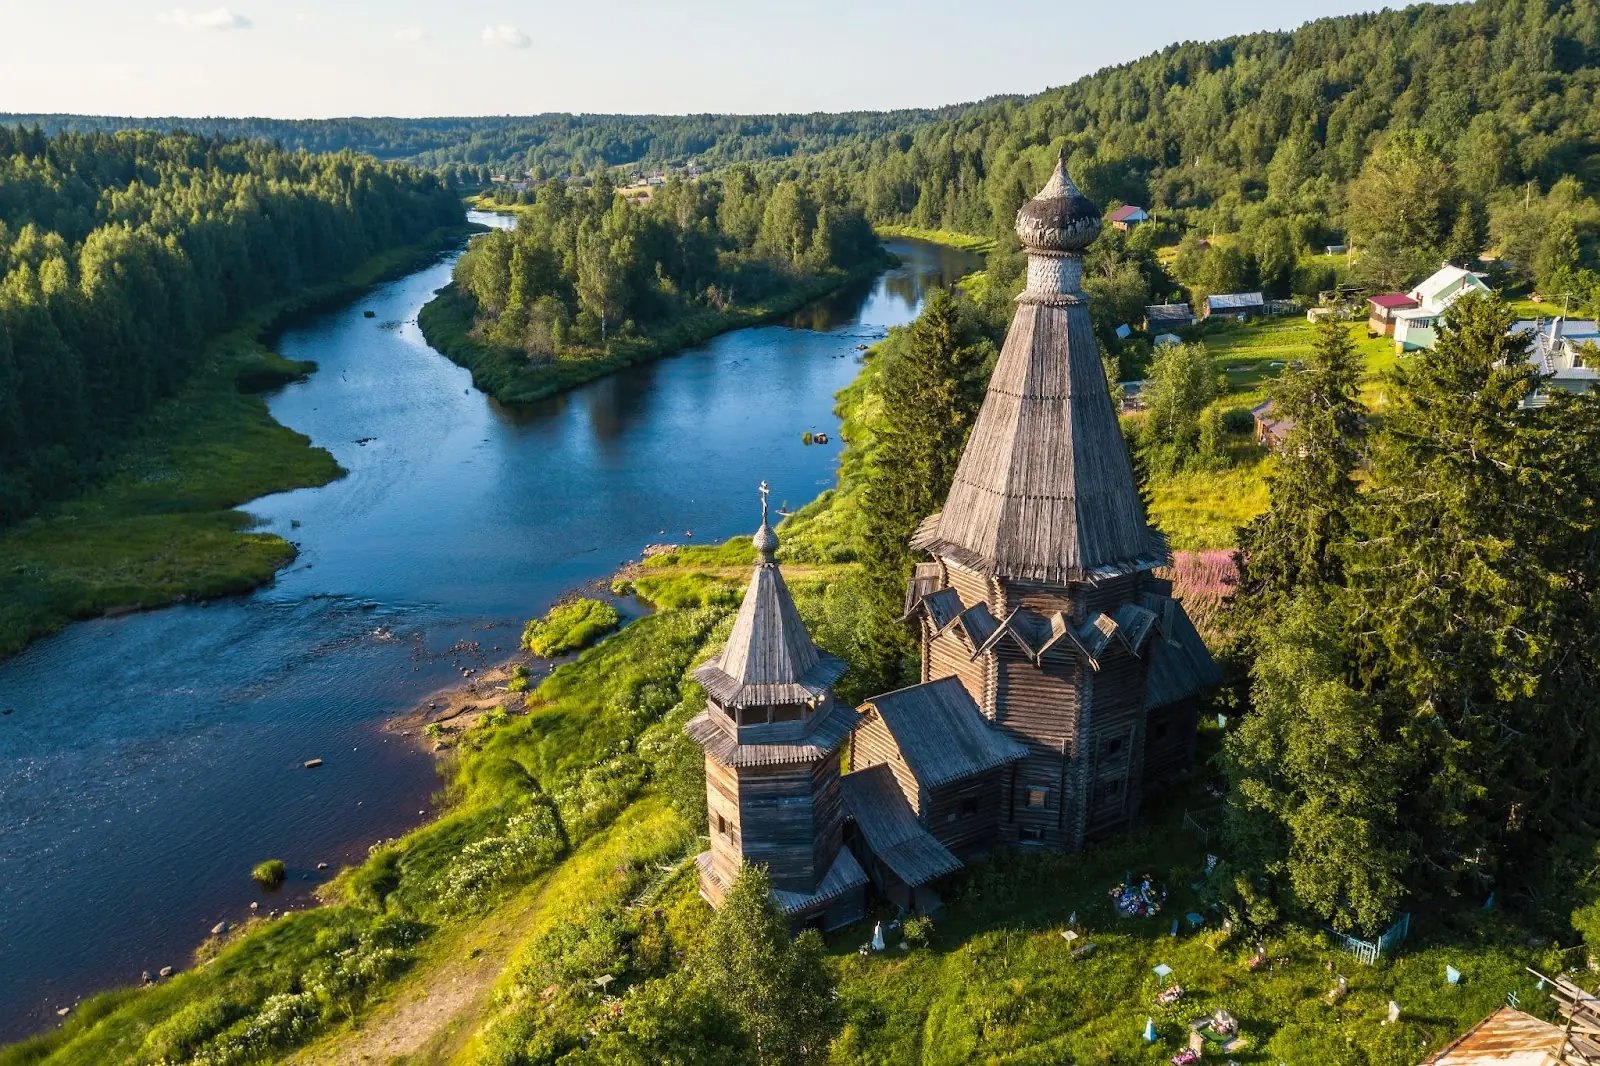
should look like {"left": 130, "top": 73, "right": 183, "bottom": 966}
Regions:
{"left": 0, "top": 225, "right": 477, "bottom": 660}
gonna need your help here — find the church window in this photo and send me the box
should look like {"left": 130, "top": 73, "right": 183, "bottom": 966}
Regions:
{"left": 716, "top": 813, "right": 729, "bottom": 836}
{"left": 1025, "top": 786, "right": 1049, "bottom": 808}
{"left": 960, "top": 797, "right": 979, "bottom": 817}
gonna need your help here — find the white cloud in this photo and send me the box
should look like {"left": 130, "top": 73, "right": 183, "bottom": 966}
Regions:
{"left": 481, "top": 24, "right": 530, "bottom": 49}
{"left": 158, "top": 7, "right": 251, "bottom": 30}
{"left": 393, "top": 26, "right": 426, "bottom": 42}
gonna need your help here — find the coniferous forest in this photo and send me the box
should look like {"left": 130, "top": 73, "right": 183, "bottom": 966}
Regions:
{"left": 0, "top": 129, "right": 462, "bottom": 525}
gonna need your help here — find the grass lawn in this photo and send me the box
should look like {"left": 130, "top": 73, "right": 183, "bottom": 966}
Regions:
{"left": 1141, "top": 317, "right": 1402, "bottom": 549}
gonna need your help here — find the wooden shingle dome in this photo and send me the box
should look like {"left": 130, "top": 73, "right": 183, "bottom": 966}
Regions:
{"left": 1014, "top": 153, "right": 1102, "bottom": 253}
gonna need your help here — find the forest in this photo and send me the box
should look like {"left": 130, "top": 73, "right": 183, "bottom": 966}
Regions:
{"left": 0, "top": 127, "right": 463, "bottom": 525}
{"left": 3, "top": 107, "right": 997, "bottom": 184}
{"left": 448, "top": 167, "right": 882, "bottom": 362}
{"left": 760, "top": 0, "right": 1600, "bottom": 314}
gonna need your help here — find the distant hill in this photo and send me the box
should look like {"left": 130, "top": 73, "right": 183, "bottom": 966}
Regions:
{"left": 0, "top": 106, "right": 1010, "bottom": 178}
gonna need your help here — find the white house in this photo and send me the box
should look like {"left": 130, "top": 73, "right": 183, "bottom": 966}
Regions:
{"left": 1392, "top": 265, "right": 1492, "bottom": 352}
{"left": 1510, "top": 317, "right": 1600, "bottom": 407}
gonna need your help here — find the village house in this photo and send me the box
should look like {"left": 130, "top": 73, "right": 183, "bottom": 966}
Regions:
{"left": 688, "top": 160, "right": 1217, "bottom": 926}
{"left": 1392, "top": 264, "right": 1492, "bottom": 351}
{"left": 1145, "top": 302, "right": 1195, "bottom": 331}
{"left": 1204, "top": 292, "right": 1266, "bottom": 319}
{"left": 1108, "top": 204, "right": 1149, "bottom": 231}
{"left": 1511, "top": 317, "right": 1600, "bottom": 406}
{"left": 1366, "top": 292, "right": 1419, "bottom": 336}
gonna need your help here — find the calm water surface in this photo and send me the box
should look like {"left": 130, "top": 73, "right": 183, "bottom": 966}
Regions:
{"left": 0, "top": 218, "right": 977, "bottom": 1037}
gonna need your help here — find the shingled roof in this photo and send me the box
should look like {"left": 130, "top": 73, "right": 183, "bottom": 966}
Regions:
{"left": 858, "top": 677, "right": 1028, "bottom": 790}
{"left": 913, "top": 163, "right": 1166, "bottom": 585}
{"left": 840, "top": 765, "right": 964, "bottom": 887}
{"left": 694, "top": 493, "right": 846, "bottom": 709}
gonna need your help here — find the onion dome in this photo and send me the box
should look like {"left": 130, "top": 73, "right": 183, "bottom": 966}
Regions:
{"left": 1014, "top": 153, "right": 1101, "bottom": 253}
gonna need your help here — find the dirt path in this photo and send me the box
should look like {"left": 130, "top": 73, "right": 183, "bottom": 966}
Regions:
{"left": 290, "top": 882, "right": 547, "bottom": 1066}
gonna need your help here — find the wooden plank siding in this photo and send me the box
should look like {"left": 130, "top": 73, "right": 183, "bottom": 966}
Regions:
{"left": 925, "top": 769, "right": 1009, "bottom": 856}
{"left": 849, "top": 711, "right": 926, "bottom": 815}
{"left": 1082, "top": 648, "right": 1150, "bottom": 841}
{"left": 705, "top": 749, "right": 843, "bottom": 896}
{"left": 1143, "top": 697, "right": 1198, "bottom": 785}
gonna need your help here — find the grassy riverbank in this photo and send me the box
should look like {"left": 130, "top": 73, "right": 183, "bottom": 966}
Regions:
{"left": 0, "top": 224, "right": 478, "bottom": 660}
{"left": 418, "top": 254, "right": 890, "bottom": 405}
{"left": 872, "top": 224, "right": 996, "bottom": 253}
{"left": 5, "top": 300, "right": 1582, "bottom": 1064}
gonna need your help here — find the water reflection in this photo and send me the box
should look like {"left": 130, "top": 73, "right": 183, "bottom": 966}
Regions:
{"left": 0, "top": 229, "right": 979, "bottom": 1037}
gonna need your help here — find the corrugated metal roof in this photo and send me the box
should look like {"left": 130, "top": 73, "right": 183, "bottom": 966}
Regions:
{"left": 840, "top": 764, "right": 964, "bottom": 886}
{"left": 1109, "top": 205, "right": 1149, "bottom": 222}
{"left": 859, "top": 677, "right": 1028, "bottom": 790}
{"left": 1206, "top": 292, "right": 1266, "bottom": 310}
{"left": 1423, "top": 1007, "right": 1563, "bottom": 1065}
{"left": 1368, "top": 292, "right": 1419, "bottom": 310}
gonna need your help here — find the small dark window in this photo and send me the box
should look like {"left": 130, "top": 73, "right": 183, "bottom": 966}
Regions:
{"left": 1098, "top": 778, "right": 1123, "bottom": 800}
{"left": 1026, "top": 786, "right": 1049, "bottom": 809}
{"left": 771, "top": 704, "right": 803, "bottom": 722}
{"left": 1020, "top": 827, "right": 1046, "bottom": 842}
{"left": 716, "top": 813, "right": 729, "bottom": 836}
{"left": 1153, "top": 722, "right": 1170, "bottom": 740}
{"left": 960, "top": 797, "right": 979, "bottom": 817}
{"left": 1106, "top": 736, "right": 1123, "bottom": 755}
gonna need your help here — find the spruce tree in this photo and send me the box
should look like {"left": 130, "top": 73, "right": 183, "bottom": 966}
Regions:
{"left": 1233, "top": 313, "right": 1365, "bottom": 624}
{"left": 856, "top": 287, "right": 991, "bottom": 685}
{"left": 1345, "top": 291, "right": 1600, "bottom": 897}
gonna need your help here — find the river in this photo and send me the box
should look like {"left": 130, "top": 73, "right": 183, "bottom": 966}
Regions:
{"left": 0, "top": 216, "right": 978, "bottom": 1037}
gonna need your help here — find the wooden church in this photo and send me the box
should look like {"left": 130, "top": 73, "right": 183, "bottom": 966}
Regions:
{"left": 687, "top": 158, "right": 1217, "bottom": 928}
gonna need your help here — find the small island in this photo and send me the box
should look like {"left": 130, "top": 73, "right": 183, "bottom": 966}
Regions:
{"left": 421, "top": 168, "right": 890, "bottom": 404}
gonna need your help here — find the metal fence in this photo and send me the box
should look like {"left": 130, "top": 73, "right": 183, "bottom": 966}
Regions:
{"left": 1326, "top": 912, "right": 1412, "bottom": 965}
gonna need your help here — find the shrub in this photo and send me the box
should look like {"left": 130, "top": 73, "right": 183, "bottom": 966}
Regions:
{"left": 252, "top": 859, "right": 286, "bottom": 889}
{"left": 522, "top": 598, "right": 622, "bottom": 656}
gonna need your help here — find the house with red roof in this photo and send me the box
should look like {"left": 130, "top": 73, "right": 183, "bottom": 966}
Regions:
{"left": 1108, "top": 205, "right": 1149, "bottom": 231}
{"left": 1367, "top": 292, "right": 1419, "bottom": 336}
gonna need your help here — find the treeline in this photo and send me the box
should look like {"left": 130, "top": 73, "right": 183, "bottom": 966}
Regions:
{"left": 0, "top": 127, "right": 462, "bottom": 523}
{"left": 774, "top": 0, "right": 1600, "bottom": 305}
{"left": 453, "top": 167, "right": 880, "bottom": 355}
{"left": 6, "top": 107, "right": 1000, "bottom": 181}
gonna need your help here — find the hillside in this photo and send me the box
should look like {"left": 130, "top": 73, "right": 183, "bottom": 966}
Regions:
{"left": 0, "top": 106, "right": 1004, "bottom": 180}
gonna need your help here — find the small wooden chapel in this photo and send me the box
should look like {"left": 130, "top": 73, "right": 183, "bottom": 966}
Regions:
{"left": 686, "top": 158, "right": 1218, "bottom": 930}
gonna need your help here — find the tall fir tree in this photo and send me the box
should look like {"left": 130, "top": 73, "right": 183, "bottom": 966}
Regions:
{"left": 855, "top": 287, "right": 991, "bottom": 688}
{"left": 1233, "top": 313, "right": 1365, "bottom": 625}
{"left": 1345, "top": 291, "right": 1600, "bottom": 898}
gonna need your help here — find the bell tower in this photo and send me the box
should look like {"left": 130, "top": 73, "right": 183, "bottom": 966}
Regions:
{"left": 686, "top": 484, "right": 868, "bottom": 929}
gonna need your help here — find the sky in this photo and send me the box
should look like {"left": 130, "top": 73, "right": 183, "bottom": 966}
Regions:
{"left": 1, "top": 0, "right": 1392, "bottom": 119}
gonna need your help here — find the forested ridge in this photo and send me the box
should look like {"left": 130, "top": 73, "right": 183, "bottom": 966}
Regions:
{"left": 0, "top": 128, "right": 463, "bottom": 525}
{"left": 766, "top": 0, "right": 1600, "bottom": 308}
{"left": 3, "top": 107, "right": 1001, "bottom": 182}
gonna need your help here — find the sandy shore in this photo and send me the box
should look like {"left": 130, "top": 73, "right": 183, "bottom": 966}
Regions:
{"left": 384, "top": 552, "right": 672, "bottom": 753}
